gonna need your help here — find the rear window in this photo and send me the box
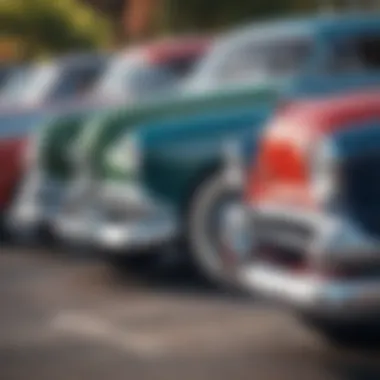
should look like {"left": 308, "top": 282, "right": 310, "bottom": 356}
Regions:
{"left": 185, "top": 35, "right": 313, "bottom": 91}
{"left": 0, "top": 66, "right": 14, "bottom": 89}
{"left": 49, "top": 60, "right": 108, "bottom": 101}
{"left": 328, "top": 34, "right": 380, "bottom": 72}
{"left": 157, "top": 54, "right": 201, "bottom": 77}
{"left": 93, "top": 52, "right": 201, "bottom": 99}
{"left": 216, "top": 38, "right": 312, "bottom": 81}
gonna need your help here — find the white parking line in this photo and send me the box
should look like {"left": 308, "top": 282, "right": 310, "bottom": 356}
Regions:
{"left": 51, "top": 308, "right": 295, "bottom": 358}
{"left": 51, "top": 312, "right": 166, "bottom": 358}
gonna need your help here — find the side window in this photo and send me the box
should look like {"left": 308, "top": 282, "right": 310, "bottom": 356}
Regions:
{"left": 357, "top": 36, "right": 380, "bottom": 69}
{"left": 127, "top": 57, "right": 201, "bottom": 96}
{"left": 131, "top": 66, "right": 177, "bottom": 92}
{"left": 50, "top": 63, "right": 106, "bottom": 101}
{"left": 327, "top": 35, "right": 380, "bottom": 73}
{"left": 0, "top": 66, "right": 12, "bottom": 89}
{"left": 163, "top": 56, "right": 200, "bottom": 78}
{"left": 215, "top": 38, "right": 312, "bottom": 83}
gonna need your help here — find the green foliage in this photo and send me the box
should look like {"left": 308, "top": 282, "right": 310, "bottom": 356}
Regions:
{"left": 0, "top": 0, "right": 112, "bottom": 59}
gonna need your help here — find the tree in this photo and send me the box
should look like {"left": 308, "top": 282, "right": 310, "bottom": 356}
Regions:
{"left": 0, "top": 0, "right": 112, "bottom": 59}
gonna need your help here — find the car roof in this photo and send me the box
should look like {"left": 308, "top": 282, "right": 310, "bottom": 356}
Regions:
{"left": 224, "top": 12, "right": 380, "bottom": 42}
{"left": 124, "top": 36, "right": 212, "bottom": 64}
{"left": 54, "top": 53, "right": 110, "bottom": 71}
{"left": 9, "top": 52, "right": 109, "bottom": 73}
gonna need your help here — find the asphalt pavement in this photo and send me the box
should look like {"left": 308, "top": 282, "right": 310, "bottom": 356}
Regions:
{"left": 1, "top": 244, "right": 380, "bottom": 380}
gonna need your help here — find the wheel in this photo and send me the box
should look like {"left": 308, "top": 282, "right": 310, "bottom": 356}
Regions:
{"left": 186, "top": 171, "right": 252, "bottom": 288}
{"left": 301, "top": 315, "right": 380, "bottom": 349}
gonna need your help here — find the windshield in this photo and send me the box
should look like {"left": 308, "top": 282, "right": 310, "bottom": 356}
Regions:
{"left": 48, "top": 57, "right": 108, "bottom": 102}
{"left": 0, "top": 57, "right": 108, "bottom": 106}
{"left": 185, "top": 34, "right": 312, "bottom": 92}
{"left": 0, "top": 63, "right": 59, "bottom": 105}
{"left": 93, "top": 52, "right": 199, "bottom": 99}
{"left": 0, "top": 65, "right": 15, "bottom": 91}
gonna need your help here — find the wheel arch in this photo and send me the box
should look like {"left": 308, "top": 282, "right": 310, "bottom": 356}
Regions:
{"left": 179, "top": 159, "right": 223, "bottom": 225}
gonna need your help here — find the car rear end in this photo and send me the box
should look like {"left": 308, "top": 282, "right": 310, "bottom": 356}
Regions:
{"left": 30, "top": 38, "right": 209, "bottom": 242}
{"left": 7, "top": 101, "right": 116, "bottom": 240}
{"left": 52, "top": 102, "right": 181, "bottom": 252}
{"left": 239, "top": 99, "right": 380, "bottom": 321}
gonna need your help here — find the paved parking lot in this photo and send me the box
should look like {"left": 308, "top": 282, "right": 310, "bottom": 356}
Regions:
{"left": 1, "top": 245, "right": 380, "bottom": 380}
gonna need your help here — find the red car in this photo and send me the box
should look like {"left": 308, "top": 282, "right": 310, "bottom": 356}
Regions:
{"left": 0, "top": 37, "right": 210, "bottom": 239}
{"left": 0, "top": 118, "right": 29, "bottom": 236}
{"left": 239, "top": 90, "right": 380, "bottom": 347}
{"left": 0, "top": 108, "right": 58, "bottom": 239}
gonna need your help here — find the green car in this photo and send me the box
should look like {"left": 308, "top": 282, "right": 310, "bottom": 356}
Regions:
{"left": 17, "top": 14, "right": 380, "bottom": 283}
{"left": 8, "top": 36, "right": 209, "bottom": 240}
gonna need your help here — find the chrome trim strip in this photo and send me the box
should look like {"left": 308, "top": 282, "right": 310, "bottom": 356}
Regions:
{"left": 240, "top": 264, "right": 380, "bottom": 315}
{"left": 55, "top": 210, "right": 178, "bottom": 252}
{"left": 250, "top": 203, "right": 380, "bottom": 262}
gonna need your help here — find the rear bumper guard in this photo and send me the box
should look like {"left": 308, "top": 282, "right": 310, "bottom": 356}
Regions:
{"left": 239, "top": 204, "right": 380, "bottom": 318}
{"left": 241, "top": 264, "right": 380, "bottom": 318}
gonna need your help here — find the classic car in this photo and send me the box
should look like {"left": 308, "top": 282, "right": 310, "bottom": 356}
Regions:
{"left": 89, "top": 36, "right": 211, "bottom": 102}
{"left": 0, "top": 108, "right": 49, "bottom": 240}
{"left": 239, "top": 90, "right": 380, "bottom": 346}
{"left": 51, "top": 14, "right": 380, "bottom": 284}
{"left": 0, "top": 52, "right": 130, "bottom": 240}
{"left": 0, "top": 52, "right": 109, "bottom": 108}
{"left": 8, "top": 36, "right": 210, "bottom": 240}
{"left": 4, "top": 97, "right": 131, "bottom": 241}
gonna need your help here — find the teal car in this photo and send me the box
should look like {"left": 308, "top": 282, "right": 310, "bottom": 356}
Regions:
{"left": 33, "top": 15, "right": 380, "bottom": 282}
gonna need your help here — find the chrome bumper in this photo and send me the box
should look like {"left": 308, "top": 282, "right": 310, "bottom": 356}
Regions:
{"left": 55, "top": 212, "right": 177, "bottom": 252}
{"left": 240, "top": 264, "right": 380, "bottom": 319}
{"left": 8, "top": 176, "right": 67, "bottom": 237}
{"left": 239, "top": 204, "right": 380, "bottom": 319}
{"left": 54, "top": 182, "right": 178, "bottom": 253}
{"left": 251, "top": 204, "right": 380, "bottom": 264}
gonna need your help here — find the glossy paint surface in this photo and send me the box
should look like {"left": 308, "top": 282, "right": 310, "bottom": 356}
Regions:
{"left": 0, "top": 137, "right": 26, "bottom": 210}
{"left": 247, "top": 91, "right": 380, "bottom": 209}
